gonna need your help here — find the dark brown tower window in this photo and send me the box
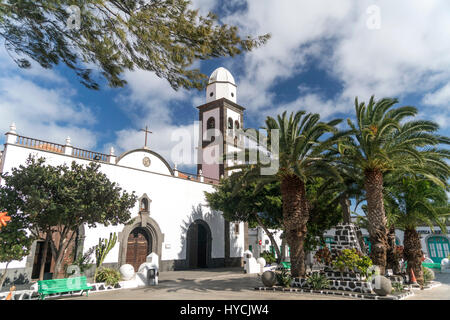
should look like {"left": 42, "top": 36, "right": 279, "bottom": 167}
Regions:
{"left": 235, "top": 120, "right": 240, "bottom": 129}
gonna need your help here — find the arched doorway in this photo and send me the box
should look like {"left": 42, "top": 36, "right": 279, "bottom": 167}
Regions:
{"left": 126, "top": 227, "right": 152, "bottom": 272}
{"left": 187, "top": 220, "right": 212, "bottom": 269}
{"left": 427, "top": 236, "right": 450, "bottom": 263}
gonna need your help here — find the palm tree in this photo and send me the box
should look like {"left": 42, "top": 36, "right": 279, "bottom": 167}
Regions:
{"left": 386, "top": 177, "right": 449, "bottom": 285}
{"left": 229, "top": 111, "right": 343, "bottom": 277}
{"left": 339, "top": 96, "right": 449, "bottom": 272}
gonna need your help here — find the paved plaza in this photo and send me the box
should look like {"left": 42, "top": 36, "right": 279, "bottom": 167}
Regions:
{"left": 63, "top": 268, "right": 450, "bottom": 300}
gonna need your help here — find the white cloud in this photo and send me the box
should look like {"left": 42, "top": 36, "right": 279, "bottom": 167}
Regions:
{"left": 423, "top": 83, "right": 450, "bottom": 108}
{"left": 0, "top": 76, "right": 97, "bottom": 149}
{"left": 213, "top": 0, "right": 450, "bottom": 126}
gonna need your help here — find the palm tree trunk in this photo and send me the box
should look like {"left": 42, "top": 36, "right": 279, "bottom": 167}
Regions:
{"left": 280, "top": 175, "right": 309, "bottom": 278}
{"left": 404, "top": 227, "right": 424, "bottom": 285}
{"left": 364, "top": 168, "right": 388, "bottom": 274}
{"left": 340, "top": 193, "right": 352, "bottom": 224}
{"left": 386, "top": 225, "right": 400, "bottom": 274}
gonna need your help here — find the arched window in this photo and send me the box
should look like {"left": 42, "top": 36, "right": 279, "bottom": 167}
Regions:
{"left": 228, "top": 118, "right": 233, "bottom": 129}
{"left": 235, "top": 120, "right": 240, "bottom": 130}
{"left": 207, "top": 117, "right": 215, "bottom": 129}
{"left": 228, "top": 118, "right": 233, "bottom": 136}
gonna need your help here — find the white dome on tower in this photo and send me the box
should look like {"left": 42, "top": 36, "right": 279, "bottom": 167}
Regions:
{"left": 208, "top": 67, "right": 235, "bottom": 85}
{"left": 206, "top": 67, "right": 237, "bottom": 103}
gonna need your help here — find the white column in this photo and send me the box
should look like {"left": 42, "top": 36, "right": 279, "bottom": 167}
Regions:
{"left": 5, "top": 122, "right": 17, "bottom": 144}
{"left": 199, "top": 169, "right": 204, "bottom": 182}
{"left": 107, "top": 147, "right": 116, "bottom": 164}
{"left": 63, "top": 136, "right": 73, "bottom": 156}
{"left": 173, "top": 163, "right": 179, "bottom": 177}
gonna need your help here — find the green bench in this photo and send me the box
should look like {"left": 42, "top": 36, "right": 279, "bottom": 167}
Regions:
{"left": 280, "top": 261, "right": 291, "bottom": 270}
{"left": 38, "top": 276, "right": 92, "bottom": 300}
{"left": 422, "top": 262, "right": 441, "bottom": 270}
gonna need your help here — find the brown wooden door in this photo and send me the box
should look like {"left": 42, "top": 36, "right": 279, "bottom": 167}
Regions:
{"left": 126, "top": 228, "right": 150, "bottom": 272}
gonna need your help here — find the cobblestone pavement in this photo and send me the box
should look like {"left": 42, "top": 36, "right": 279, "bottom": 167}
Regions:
{"left": 63, "top": 268, "right": 450, "bottom": 300}
{"left": 64, "top": 268, "right": 354, "bottom": 300}
{"left": 404, "top": 272, "right": 450, "bottom": 300}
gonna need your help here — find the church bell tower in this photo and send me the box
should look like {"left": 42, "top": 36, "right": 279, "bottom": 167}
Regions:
{"left": 197, "top": 67, "right": 247, "bottom": 268}
{"left": 197, "top": 67, "right": 245, "bottom": 182}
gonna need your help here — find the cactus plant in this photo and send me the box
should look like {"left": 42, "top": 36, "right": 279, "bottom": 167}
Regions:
{"left": 94, "top": 232, "right": 117, "bottom": 282}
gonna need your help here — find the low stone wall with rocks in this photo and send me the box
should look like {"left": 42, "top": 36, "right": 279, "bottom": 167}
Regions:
{"left": 292, "top": 276, "right": 372, "bottom": 294}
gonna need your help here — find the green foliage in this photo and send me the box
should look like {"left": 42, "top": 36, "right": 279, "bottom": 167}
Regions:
{"left": 385, "top": 177, "right": 449, "bottom": 232}
{"left": 391, "top": 282, "right": 404, "bottom": 293}
{"left": 306, "top": 273, "right": 331, "bottom": 290}
{"left": 356, "top": 255, "right": 373, "bottom": 278}
{"left": 205, "top": 172, "right": 282, "bottom": 230}
{"left": 0, "top": 199, "right": 34, "bottom": 286}
{"left": 422, "top": 267, "right": 435, "bottom": 284}
{"left": 260, "top": 251, "right": 276, "bottom": 265}
{"left": 0, "top": 0, "right": 269, "bottom": 90}
{"left": 73, "top": 246, "right": 95, "bottom": 275}
{"left": 275, "top": 268, "right": 292, "bottom": 287}
{"left": 332, "top": 249, "right": 373, "bottom": 276}
{"left": 0, "top": 156, "right": 137, "bottom": 278}
{"left": 95, "top": 268, "right": 121, "bottom": 286}
{"left": 94, "top": 233, "right": 117, "bottom": 281}
{"left": 304, "top": 177, "right": 343, "bottom": 252}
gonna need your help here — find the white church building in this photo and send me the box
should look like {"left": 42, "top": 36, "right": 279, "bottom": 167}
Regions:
{"left": 0, "top": 67, "right": 250, "bottom": 283}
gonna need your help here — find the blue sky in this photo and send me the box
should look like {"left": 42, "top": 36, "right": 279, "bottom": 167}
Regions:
{"left": 1, "top": 0, "right": 449, "bottom": 175}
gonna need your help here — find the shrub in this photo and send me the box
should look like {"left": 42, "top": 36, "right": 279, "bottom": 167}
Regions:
{"left": 95, "top": 268, "right": 121, "bottom": 286}
{"left": 275, "top": 268, "right": 292, "bottom": 287}
{"left": 306, "top": 273, "right": 330, "bottom": 290}
{"left": 314, "top": 247, "right": 332, "bottom": 266}
{"left": 332, "top": 248, "right": 373, "bottom": 276}
{"left": 391, "top": 282, "right": 404, "bottom": 293}
{"left": 260, "top": 250, "right": 276, "bottom": 264}
{"left": 422, "top": 267, "right": 435, "bottom": 284}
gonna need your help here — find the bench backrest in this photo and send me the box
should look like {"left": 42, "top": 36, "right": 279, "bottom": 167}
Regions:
{"left": 38, "top": 276, "right": 88, "bottom": 291}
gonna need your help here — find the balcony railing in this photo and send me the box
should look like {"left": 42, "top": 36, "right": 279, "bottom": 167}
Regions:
{"left": 71, "top": 147, "right": 108, "bottom": 162}
{"left": 16, "top": 135, "right": 64, "bottom": 153}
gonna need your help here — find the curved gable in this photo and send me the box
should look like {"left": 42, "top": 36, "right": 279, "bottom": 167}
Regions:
{"left": 116, "top": 149, "right": 173, "bottom": 175}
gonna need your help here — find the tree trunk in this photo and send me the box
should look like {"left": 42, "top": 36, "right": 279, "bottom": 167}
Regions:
{"left": 280, "top": 175, "right": 309, "bottom": 278}
{"left": 280, "top": 236, "right": 287, "bottom": 262}
{"left": 52, "top": 229, "right": 77, "bottom": 279}
{"left": 0, "top": 261, "right": 10, "bottom": 289}
{"left": 340, "top": 193, "right": 352, "bottom": 224}
{"left": 364, "top": 168, "right": 388, "bottom": 274}
{"left": 386, "top": 225, "right": 400, "bottom": 274}
{"left": 254, "top": 213, "right": 282, "bottom": 263}
{"left": 39, "top": 232, "right": 51, "bottom": 281}
{"left": 404, "top": 227, "right": 424, "bottom": 285}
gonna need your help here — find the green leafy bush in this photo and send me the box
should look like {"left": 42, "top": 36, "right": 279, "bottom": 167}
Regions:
{"left": 275, "top": 268, "right": 292, "bottom": 287}
{"left": 423, "top": 267, "right": 435, "bottom": 284}
{"left": 391, "top": 282, "right": 404, "bottom": 293}
{"left": 260, "top": 250, "right": 276, "bottom": 264}
{"left": 306, "top": 273, "right": 330, "bottom": 290}
{"left": 332, "top": 248, "right": 373, "bottom": 276}
{"left": 95, "top": 268, "right": 121, "bottom": 286}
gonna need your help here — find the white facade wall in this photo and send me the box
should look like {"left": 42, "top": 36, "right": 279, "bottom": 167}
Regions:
{"left": 0, "top": 143, "right": 235, "bottom": 270}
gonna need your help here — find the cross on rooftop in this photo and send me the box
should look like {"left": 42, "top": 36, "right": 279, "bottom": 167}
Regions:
{"left": 140, "top": 125, "right": 153, "bottom": 148}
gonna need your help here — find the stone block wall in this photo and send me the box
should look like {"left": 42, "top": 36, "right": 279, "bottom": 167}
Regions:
{"left": 330, "top": 224, "right": 366, "bottom": 259}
